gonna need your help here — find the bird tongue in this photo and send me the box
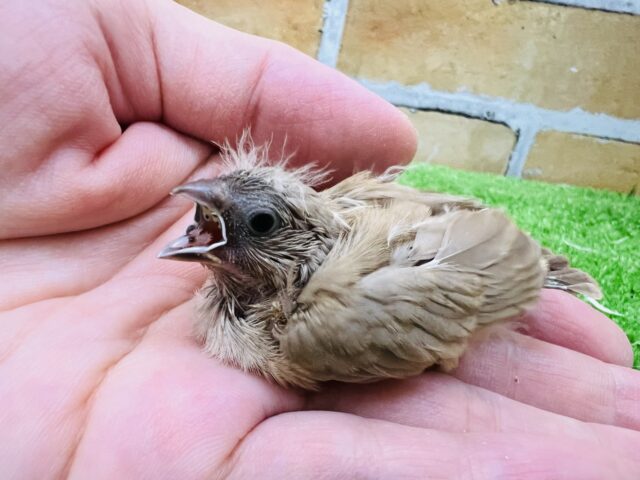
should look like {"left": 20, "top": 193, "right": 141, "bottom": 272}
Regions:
{"left": 186, "top": 205, "right": 224, "bottom": 248}
{"left": 185, "top": 223, "right": 222, "bottom": 248}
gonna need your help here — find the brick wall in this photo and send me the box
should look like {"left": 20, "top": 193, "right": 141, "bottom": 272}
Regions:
{"left": 177, "top": 0, "right": 640, "bottom": 194}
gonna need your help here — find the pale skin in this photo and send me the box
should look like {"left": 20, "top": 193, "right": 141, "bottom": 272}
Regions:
{"left": 1, "top": 0, "right": 639, "bottom": 478}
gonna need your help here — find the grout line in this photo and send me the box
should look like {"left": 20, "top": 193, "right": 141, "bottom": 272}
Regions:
{"left": 359, "top": 79, "right": 640, "bottom": 145}
{"left": 505, "top": 126, "right": 539, "bottom": 177}
{"left": 316, "top": 0, "right": 350, "bottom": 67}
{"left": 525, "top": 0, "right": 640, "bottom": 15}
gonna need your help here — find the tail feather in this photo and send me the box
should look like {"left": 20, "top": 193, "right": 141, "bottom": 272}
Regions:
{"left": 542, "top": 249, "right": 603, "bottom": 300}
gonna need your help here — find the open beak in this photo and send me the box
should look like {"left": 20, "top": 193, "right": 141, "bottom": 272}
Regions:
{"left": 157, "top": 183, "right": 228, "bottom": 263}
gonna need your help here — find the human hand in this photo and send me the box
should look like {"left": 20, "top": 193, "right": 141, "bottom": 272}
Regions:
{"left": 1, "top": 1, "right": 638, "bottom": 478}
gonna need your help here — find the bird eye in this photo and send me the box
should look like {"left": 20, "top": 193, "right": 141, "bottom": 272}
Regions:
{"left": 247, "top": 209, "right": 280, "bottom": 236}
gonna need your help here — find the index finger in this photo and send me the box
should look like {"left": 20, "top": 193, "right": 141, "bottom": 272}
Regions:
{"left": 97, "top": 0, "right": 417, "bottom": 178}
{"left": 521, "top": 290, "right": 633, "bottom": 367}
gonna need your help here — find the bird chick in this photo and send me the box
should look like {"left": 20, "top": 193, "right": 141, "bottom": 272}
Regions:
{"left": 159, "top": 139, "right": 602, "bottom": 390}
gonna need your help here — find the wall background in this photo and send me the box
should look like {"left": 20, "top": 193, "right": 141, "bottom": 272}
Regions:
{"left": 178, "top": 0, "right": 640, "bottom": 194}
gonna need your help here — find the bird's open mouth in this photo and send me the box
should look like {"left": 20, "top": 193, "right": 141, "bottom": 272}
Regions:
{"left": 157, "top": 199, "right": 227, "bottom": 263}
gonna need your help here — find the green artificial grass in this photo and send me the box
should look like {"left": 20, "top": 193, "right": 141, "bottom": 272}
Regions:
{"left": 399, "top": 164, "right": 640, "bottom": 367}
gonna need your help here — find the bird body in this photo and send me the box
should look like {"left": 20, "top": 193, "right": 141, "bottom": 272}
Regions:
{"left": 159, "top": 140, "right": 601, "bottom": 390}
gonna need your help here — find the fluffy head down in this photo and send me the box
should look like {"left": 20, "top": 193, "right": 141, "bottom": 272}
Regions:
{"left": 215, "top": 131, "right": 331, "bottom": 189}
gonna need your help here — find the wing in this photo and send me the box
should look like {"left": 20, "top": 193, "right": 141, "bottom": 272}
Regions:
{"left": 324, "top": 170, "right": 601, "bottom": 301}
{"left": 278, "top": 205, "right": 545, "bottom": 383}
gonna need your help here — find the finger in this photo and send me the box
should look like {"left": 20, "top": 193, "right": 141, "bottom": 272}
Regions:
{"left": 453, "top": 331, "right": 640, "bottom": 429}
{"left": 308, "top": 373, "right": 640, "bottom": 463}
{"left": 9, "top": 199, "right": 224, "bottom": 341}
{"left": 521, "top": 289, "right": 633, "bottom": 367}
{"left": 228, "top": 412, "right": 639, "bottom": 479}
{"left": 94, "top": 0, "right": 417, "bottom": 177}
{"left": 2, "top": 122, "right": 211, "bottom": 239}
{"left": 0, "top": 133, "right": 216, "bottom": 310}
{"left": 0, "top": 196, "right": 188, "bottom": 312}
{"left": 0, "top": 167, "right": 217, "bottom": 316}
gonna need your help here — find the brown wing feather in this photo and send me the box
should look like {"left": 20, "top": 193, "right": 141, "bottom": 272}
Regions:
{"left": 325, "top": 174, "right": 601, "bottom": 302}
{"left": 279, "top": 204, "right": 546, "bottom": 383}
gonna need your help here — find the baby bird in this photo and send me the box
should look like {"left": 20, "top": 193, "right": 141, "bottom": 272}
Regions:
{"left": 158, "top": 139, "right": 602, "bottom": 390}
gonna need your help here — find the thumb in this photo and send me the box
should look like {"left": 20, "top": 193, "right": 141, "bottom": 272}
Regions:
{"left": 98, "top": 0, "right": 417, "bottom": 175}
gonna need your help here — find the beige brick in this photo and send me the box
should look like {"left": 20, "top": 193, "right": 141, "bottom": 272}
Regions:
{"left": 177, "top": 0, "right": 323, "bottom": 56}
{"left": 402, "top": 109, "right": 515, "bottom": 174}
{"left": 523, "top": 132, "right": 640, "bottom": 193}
{"left": 339, "top": 0, "right": 640, "bottom": 119}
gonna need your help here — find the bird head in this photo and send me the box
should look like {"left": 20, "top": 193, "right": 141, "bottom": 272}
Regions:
{"left": 158, "top": 165, "right": 339, "bottom": 290}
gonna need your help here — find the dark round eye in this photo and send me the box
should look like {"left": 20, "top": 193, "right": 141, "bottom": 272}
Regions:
{"left": 247, "top": 209, "right": 280, "bottom": 236}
